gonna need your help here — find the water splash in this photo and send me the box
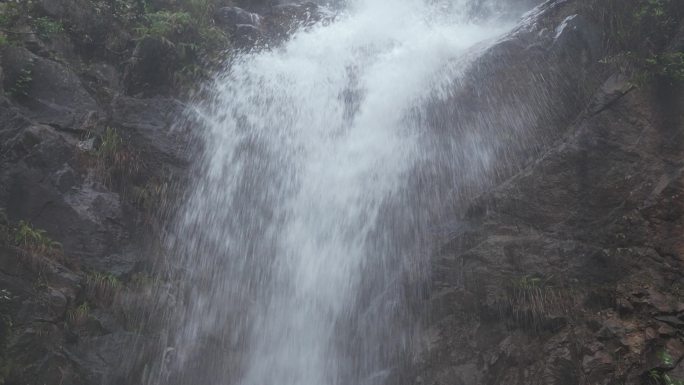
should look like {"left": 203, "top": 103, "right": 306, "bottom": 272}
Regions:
{"left": 155, "top": 1, "right": 521, "bottom": 384}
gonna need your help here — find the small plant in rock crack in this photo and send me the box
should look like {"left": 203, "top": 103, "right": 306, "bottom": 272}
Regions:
{"left": 94, "top": 127, "right": 142, "bottom": 188}
{"left": 86, "top": 272, "right": 122, "bottom": 305}
{"left": 67, "top": 302, "right": 91, "bottom": 326}
{"left": 649, "top": 370, "right": 684, "bottom": 385}
{"left": 495, "top": 274, "right": 571, "bottom": 331}
{"left": 14, "top": 221, "right": 62, "bottom": 256}
{"left": 644, "top": 52, "right": 684, "bottom": 82}
{"left": 135, "top": 10, "right": 193, "bottom": 39}
{"left": 96, "top": 127, "right": 123, "bottom": 160}
{"left": 133, "top": 179, "right": 170, "bottom": 216}
{"left": 8, "top": 66, "right": 33, "bottom": 98}
{"left": 660, "top": 351, "right": 675, "bottom": 367}
{"left": 0, "top": 2, "right": 22, "bottom": 28}
{"left": 649, "top": 350, "right": 684, "bottom": 385}
{"left": 32, "top": 274, "right": 48, "bottom": 292}
{"left": 31, "top": 16, "right": 64, "bottom": 40}
{"left": 0, "top": 289, "right": 11, "bottom": 303}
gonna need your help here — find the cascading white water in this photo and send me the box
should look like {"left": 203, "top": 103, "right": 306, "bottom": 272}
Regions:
{"left": 157, "top": 1, "right": 519, "bottom": 384}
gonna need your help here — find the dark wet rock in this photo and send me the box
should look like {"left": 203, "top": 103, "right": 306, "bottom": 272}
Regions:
{"left": 588, "top": 73, "right": 635, "bottom": 115}
{"left": 213, "top": 4, "right": 327, "bottom": 47}
{"left": 582, "top": 350, "right": 613, "bottom": 382}
{"left": 214, "top": 6, "right": 262, "bottom": 29}
{"left": 1, "top": 46, "right": 99, "bottom": 130}
{"left": 34, "top": 0, "right": 130, "bottom": 60}
{"left": 0, "top": 0, "right": 195, "bottom": 383}
{"left": 551, "top": 14, "right": 603, "bottom": 62}
{"left": 235, "top": 24, "right": 265, "bottom": 47}
{"left": 124, "top": 37, "right": 179, "bottom": 96}
{"left": 408, "top": 1, "right": 684, "bottom": 384}
{"left": 264, "top": 2, "right": 328, "bottom": 39}
{"left": 34, "top": 0, "right": 97, "bottom": 27}
{"left": 0, "top": 116, "right": 133, "bottom": 273}
{"left": 109, "top": 96, "right": 189, "bottom": 167}
{"left": 82, "top": 62, "right": 124, "bottom": 101}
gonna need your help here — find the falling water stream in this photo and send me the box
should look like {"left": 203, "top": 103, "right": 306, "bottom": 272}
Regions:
{"left": 156, "top": 1, "right": 528, "bottom": 384}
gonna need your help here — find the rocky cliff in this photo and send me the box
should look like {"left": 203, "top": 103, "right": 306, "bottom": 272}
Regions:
{"left": 0, "top": 0, "right": 682, "bottom": 384}
{"left": 413, "top": 1, "right": 684, "bottom": 385}
{"left": 0, "top": 0, "right": 323, "bottom": 383}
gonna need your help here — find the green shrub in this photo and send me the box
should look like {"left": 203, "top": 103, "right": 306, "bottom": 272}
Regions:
{"left": 96, "top": 127, "right": 123, "bottom": 161}
{"left": 648, "top": 350, "right": 683, "bottom": 385}
{"left": 67, "top": 302, "right": 91, "bottom": 326}
{"left": 650, "top": 369, "right": 683, "bottom": 385}
{"left": 0, "top": 3, "right": 21, "bottom": 28}
{"left": 136, "top": 10, "right": 193, "bottom": 39}
{"left": 14, "top": 221, "right": 62, "bottom": 255}
{"left": 32, "top": 17, "right": 64, "bottom": 40}
{"left": 86, "top": 272, "right": 122, "bottom": 305}
{"left": 644, "top": 52, "right": 684, "bottom": 82}
{"left": 8, "top": 66, "right": 33, "bottom": 98}
{"left": 491, "top": 274, "right": 572, "bottom": 331}
{"left": 585, "top": 0, "right": 683, "bottom": 83}
{"left": 94, "top": 127, "right": 141, "bottom": 188}
{"left": 132, "top": 0, "right": 230, "bottom": 79}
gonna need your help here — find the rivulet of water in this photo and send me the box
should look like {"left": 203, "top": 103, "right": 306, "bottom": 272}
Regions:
{"left": 153, "top": 1, "right": 521, "bottom": 384}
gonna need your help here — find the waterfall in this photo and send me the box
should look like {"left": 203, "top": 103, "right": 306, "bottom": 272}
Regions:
{"left": 154, "top": 1, "right": 521, "bottom": 384}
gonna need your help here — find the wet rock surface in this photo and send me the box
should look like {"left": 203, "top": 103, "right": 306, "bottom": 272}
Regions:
{"left": 0, "top": 2, "right": 186, "bottom": 384}
{"left": 410, "top": 1, "right": 684, "bottom": 384}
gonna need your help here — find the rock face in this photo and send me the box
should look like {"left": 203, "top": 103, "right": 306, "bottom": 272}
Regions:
{"left": 2, "top": 46, "right": 99, "bottom": 129}
{"left": 0, "top": 1, "right": 332, "bottom": 383}
{"left": 407, "top": 1, "right": 684, "bottom": 385}
{"left": 213, "top": 3, "right": 332, "bottom": 47}
{"left": 0, "top": 1, "right": 189, "bottom": 383}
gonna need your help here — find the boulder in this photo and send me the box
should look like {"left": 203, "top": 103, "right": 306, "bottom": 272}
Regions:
{"left": 109, "top": 96, "right": 190, "bottom": 167}
{"left": 264, "top": 2, "right": 328, "bottom": 40}
{"left": 124, "top": 36, "right": 179, "bottom": 96}
{"left": 0, "top": 46, "right": 99, "bottom": 130}
{"left": 234, "top": 24, "right": 264, "bottom": 47}
{"left": 551, "top": 14, "right": 603, "bottom": 62}
{"left": 214, "top": 6, "right": 262, "bottom": 29}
